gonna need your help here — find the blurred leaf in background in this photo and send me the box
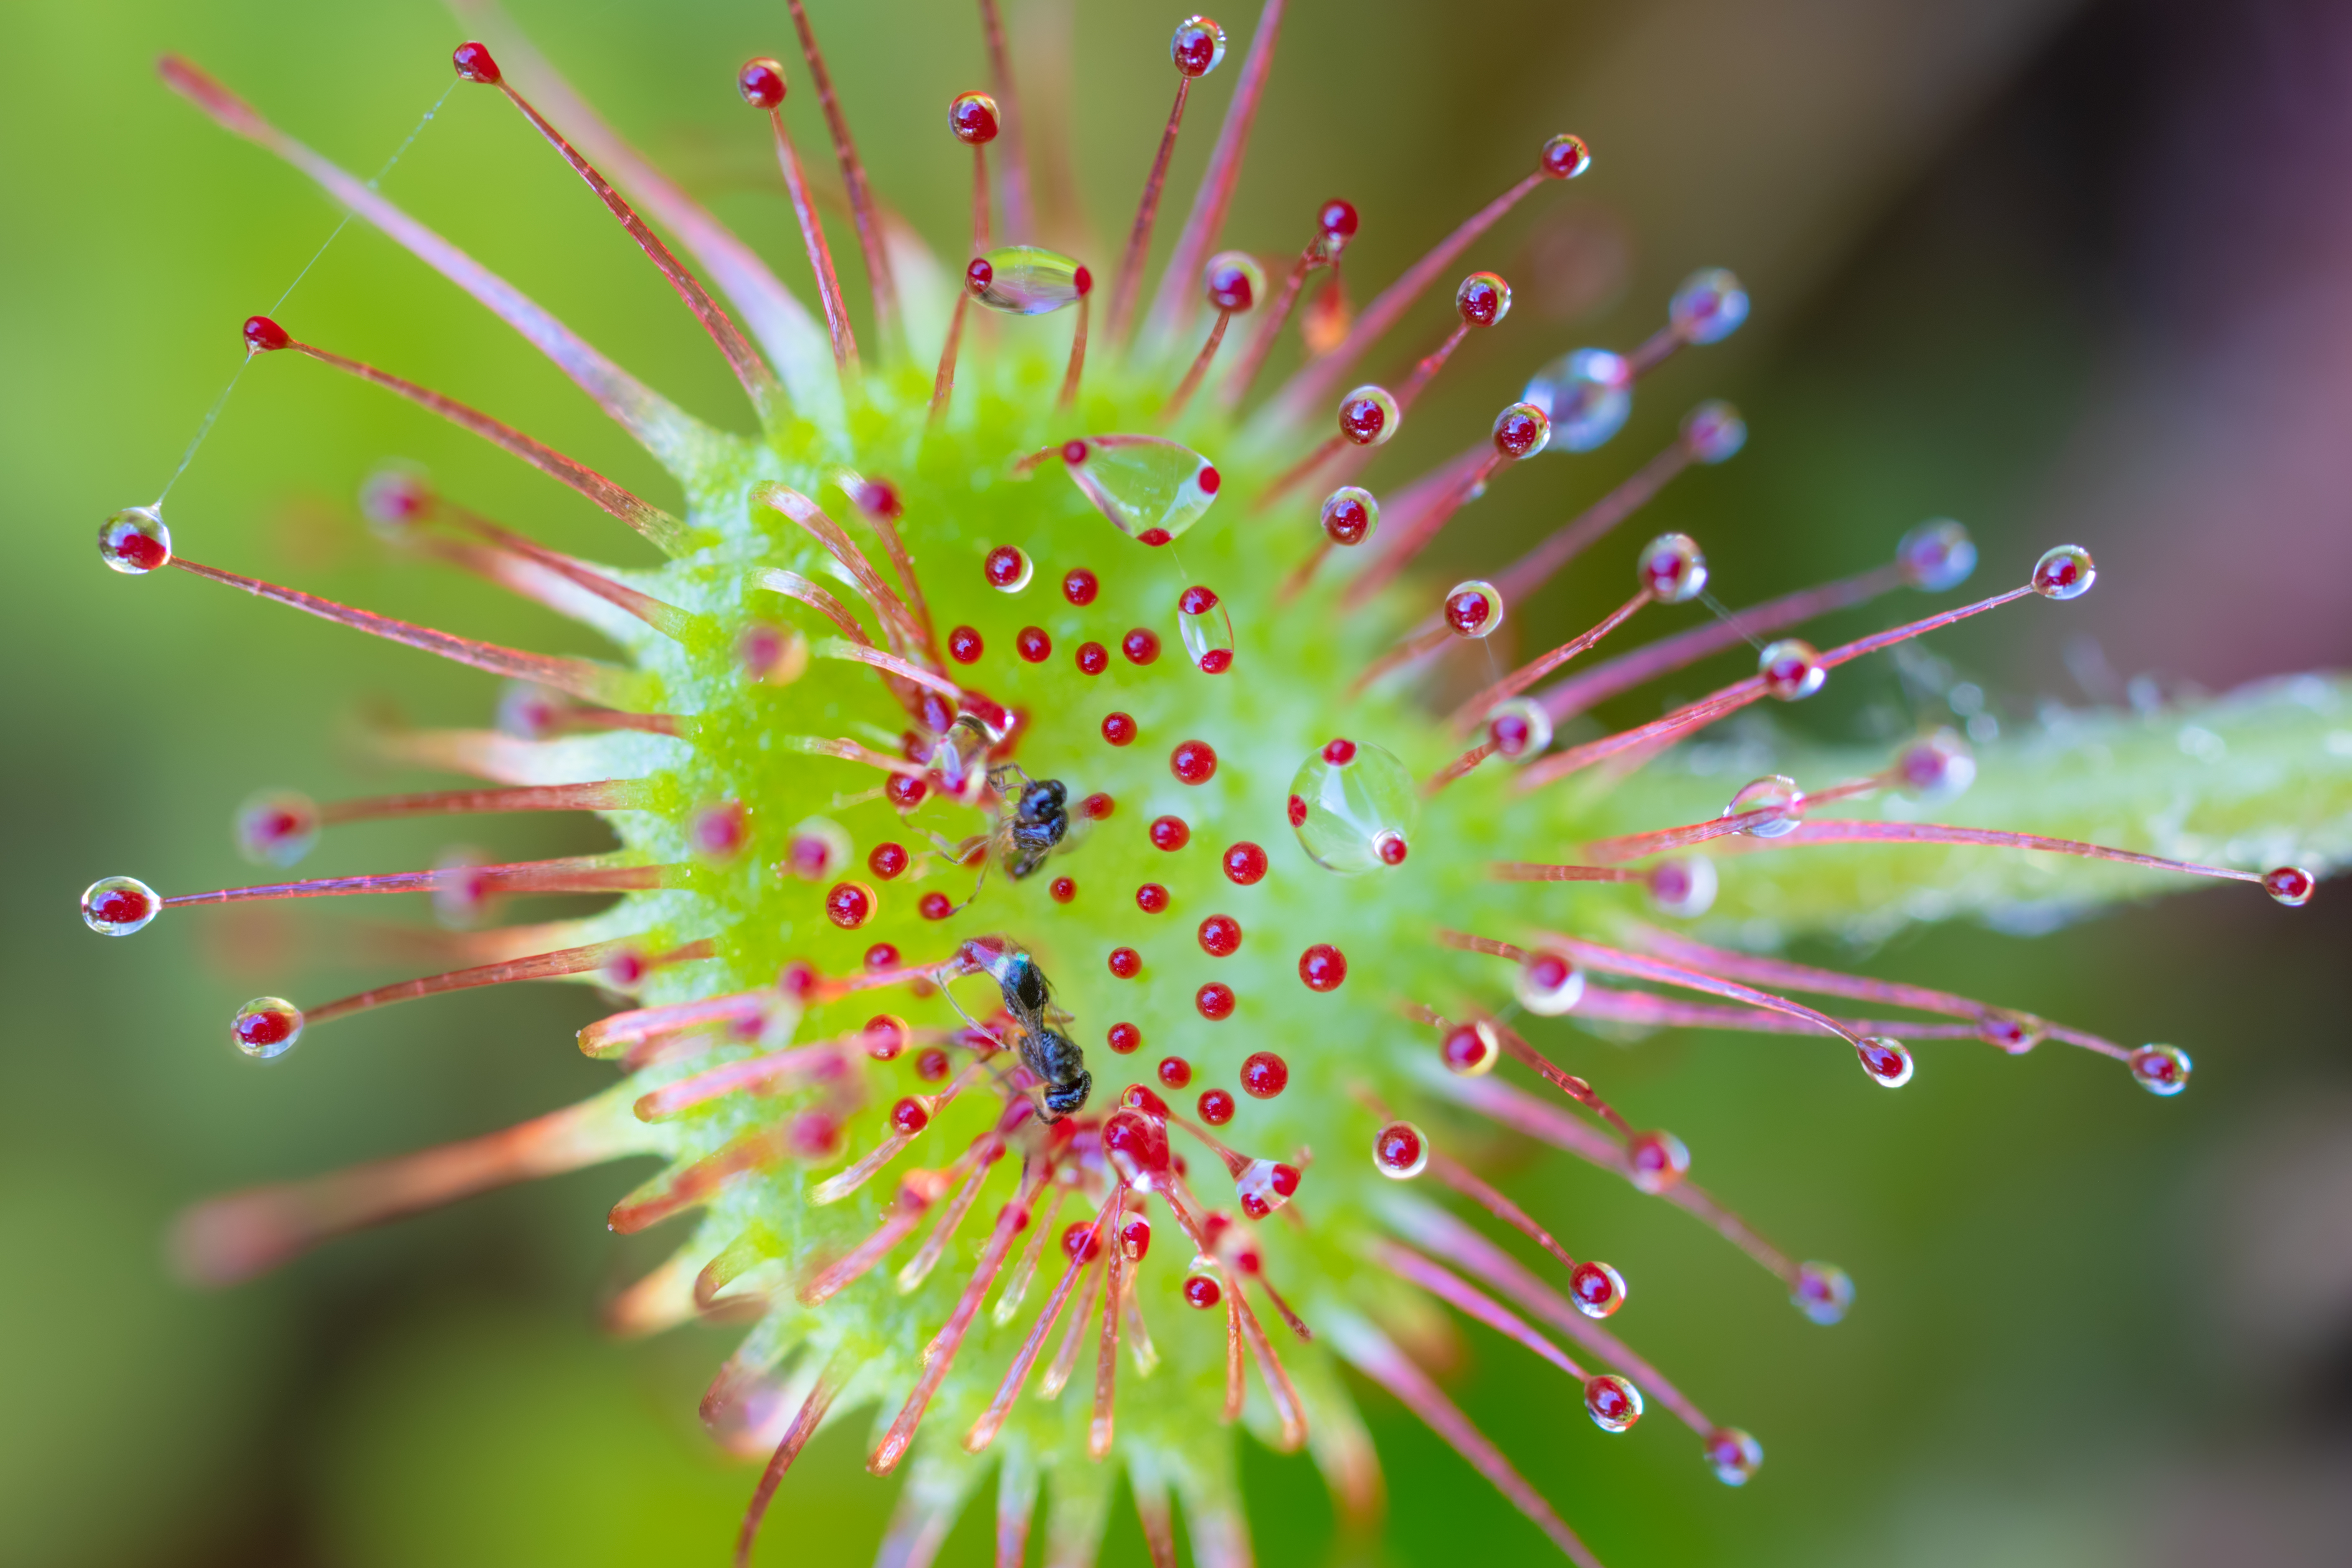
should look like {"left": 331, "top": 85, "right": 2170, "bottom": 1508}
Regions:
{"left": 3, "top": 0, "right": 2346, "bottom": 1564}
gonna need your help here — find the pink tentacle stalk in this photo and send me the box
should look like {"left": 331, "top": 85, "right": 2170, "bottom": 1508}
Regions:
{"left": 1267, "top": 137, "right": 1583, "bottom": 426}
{"left": 160, "top": 854, "right": 676, "bottom": 914}
{"left": 993, "top": 1446, "right": 1039, "bottom": 1568}
{"left": 579, "top": 986, "right": 789, "bottom": 1061}
{"left": 1108, "top": 72, "right": 1195, "bottom": 348}
{"left": 749, "top": 71, "right": 862, "bottom": 382}
{"left": 172, "top": 1092, "right": 649, "bottom": 1286}
{"left": 1142, "top": 0, "right": 1289, "bottom": 345}
{"left": 990, "top": 1183, "right": 1074, "bottom": 1326}
{"left": 783, "top": 0, "right": 902, "bottom": 347}
{"left": 1343, "top": 445, "right": 1513, "bottom": 606}
{"left": 634, "top": 1037, "right": 869, "bottom": 1123}
{"left": 1723, "top": 817, "right": 2290, "bottom": 894}
{"left": 974, "top": 0, "right": 1033, "bottom": 239}
{"left": 1570, "top": 982, "right": 1987, "bottom": 1042}
{"left": 1522, "top": 578, "right": 2054, "bottom": 789}
{"left": 1376, "top": 1241, "right": 1591, "bottom": 1380}
{"left": 899, "top": 1134, "right": 1010, "bottom": 1292}
{"left": 444, "top": 3, "right": 831, "bottom": 407}
{"left": 751, "top": 485, "right": 933, "bottom": 657}
{"left": 1090, "top": 1191, "right": 1130, "bottom": 1457}
{"left": 262, "top": 334, "right": 690, "bottom": 552}
{"left": 461, "top": 44, "right": 782, "bottom": 418}
{"left": 1385, "top": 1197, "right": 1720, "bottom": 1439}
{"left": 167, "top": 555, "right": 641, "bottom": 706}
{"left": 306, "top": 936, "right": 714, "bottom": 1033}
{"left": 1221, "top": 217, "right": 1337, "bottom": 412}
{"left": 1446, "top": 589, "right": 1652, "bottom": 735}
{"left": 1162, "top": 309, "right": 1233, "bottom": 422}
{"left": 1541, "top": 562, "right": 1905, "bottom": 722}
{"left": 752, "top": 568, "right": 876, "bottom": 645}
{"left": 810, "top": 1067, "right": 986, "bottom": 1204}
{"left": 735, "top": 1352, "right": 850, "bottom": 1568}
{"left": 1439, "top": 1072, "right": 1804, "bottom": 1292}
{"left": 1489, "top": 437, "right": 1697, "bottom": 608}
{"left": 403, "top": 490, "right": 702, "bottom": 637}
{"left": 1058, "top": 286, "right": 1092, "bottom": 413}
{"left": 313, "top": 779, "right": 653, "bottom": 828}
{"left": 1325, "top": 1314, "right": 1603, "bottom": 1568}
{"left": 798, "top": 1173, "right": 952, "bottom": 1306}
{"left": 157, "top": 56, "right": 701, "bottom": 463}
{"left": 869, "top": 1156, "right": 1051, "bottom": 1474}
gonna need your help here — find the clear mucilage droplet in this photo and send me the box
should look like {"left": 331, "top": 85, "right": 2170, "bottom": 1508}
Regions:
{"left": 1668, "top": 267, "right": 1750, "bottom": 344}
{"left": 1681, "top": 400, "right": 1746, "bottom": 464}
{"left": 1791, "top": 1261, "right": 1854, "bottom": 1325}
{"left": 1584, "top": 1373, "right": 1644, "bottom": 1433}
{"left": 1894, "top": 729, "right": 1975, "bottom": 802}
{"left": 1758, "top": 638, "right": 1827, "bottom": 700}
{"left": 1177, "top": 585, "right": 1234, "bottom": 673}
{"left": 232, "top": 996, "right": 304, "bottom": 1059}
{"left": 236, "top": 790, "right": 321, "bottom": 867}
{"left": 1515, "top": 951, "right": 1585, "bottom": 1016}
{"left": 1646, "top": 857, "right": 1717, "bottom": 917}
{"left": 1522, "top": 348, "right": 1631, "bottom": 452}
{"left": 1485, "top": 697, "right": 1552, "bottom": 761}
{"left": 969, "top": 246, "right": 1090, "bottom": 314}
{"left": 1443, "top": 580, "right": 1504, "bottom": 638}
{"left": 1896, "top": 519, "right": 1977, "bottom": 591}
{"left": 1320, "top": 486, "right": 1379, "bottom": 546}
{"left": 1202, "top": 250, "right": 1264, "bottom": 312}
{"left": 1725, "top": 775, "right": 1804, "bottom": 837}
{"left": 2031, "top": 544, "right": 2096, "bottom": 600}
{"left": 99, "top": 506, "right": 172, "bottom": 574}
{"left": 1062, "top": 437, "right": 1221, "bottom": 546}
{"left": 81, "top": 875, "right": 160, "bottom": 935}
{"left": 1288, "top": 740, "right": 1420, "bottom": 874}
{"left": 2130, "top": 1043, "right": 2192, "bottom": 1096}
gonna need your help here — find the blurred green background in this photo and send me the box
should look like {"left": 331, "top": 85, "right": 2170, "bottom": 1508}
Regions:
{"left": 5, "top": 0, "right": 2349, "bottom": 1563}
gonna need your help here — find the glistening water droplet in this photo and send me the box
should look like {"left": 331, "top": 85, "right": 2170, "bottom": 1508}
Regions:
{"left": 1372, "top": 1121, "right": 1428, "bottom": 1179}
{"left": 233, "top": 996, "right": 304, "bottom": 1059}
{"left": 1515, "top": 951, "right": 1584, "bottom": 1016}
{"left": 1669, "top": 267, "right": 1749, "bottom": 344}
{"left": 1625, "top": 1130, "right": 1690, "bottom": 1194}
{"left": 2129, "top": 1043, "right": 2191, "bottom": 1096}
{"left": 1636, "top": 532, "right": 1708, "bottom": 603}
{"left": 1705, "top": 1427, "right": 1764, "bottom": 1486}
{"left": 2031, "top": 544, "right": 2096, "bottom": 600}
{"left": 1897, "top": 519, "right": 1977, "bottom": 591}
{"left": 1681, "top": 400, "right": 1746, "bottom": 464}
{"left": 1724, "top": 775, "right": 1804, "bottom": 838}
{"left": 1646, "top": 857, "right": 1718, "bottom": 918}
{"left": 1485, "top": 698, "right": 1552, "bottom": 761}
{"left": 1855, "top": 1036, "right": 1914, "bottom": 1087}
{"left": 81, "top": 875, "right": 160, "bottom": 935}
{"left": 1791, "top": 1261, "right": 1854, "bottom": 1325}
{"left": 1320, "top": 486, "right": 1379, "bottom": 546}
{"left": 236, "top": 790, "right": 321, "bottom": 868}
{"left": 1288, "top": 739, "right": 1419, "bottom": 874}
{"left": 1178, "top": 584, "right": 1234, "bottom": 673}
{"left": 1895, "top": 729, "right": 1975, "bottom": 802}
{"left": 969, "top": 246, "right": 1090, "bottom": 315}
{"left": 1061, "top": 437, "right": 1221, "bottom": 545}
{"left": 99, "top": 506, "right": 172, "bottom": 574}
{"left": 1443, "top": 580, "right": 1504, "bottom": 638}
{"left": 1567, "top": 1260, "right": 1626, "bottom": 1319}
{"left": 1522, "top": 348, "right": 1630, "bottom": 452}
{"left": 1584, "top": 1374, "right": 1643, "bottom": 1433}
{"left": 1758, "top": 638, "right": 1827, "bottom": 700}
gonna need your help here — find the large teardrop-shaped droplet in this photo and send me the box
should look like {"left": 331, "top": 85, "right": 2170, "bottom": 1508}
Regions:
{"left": 969, "top": 246, "right": 1092, "bottom": 315}
{"left": 1288, "top": 739, "right": 1419, "bottom": 874}
{"left": 1584, "top": 1374, "right": 1643, "bottom": 1433}
{"left": 1522, "top": 348, "right": 1631, "bottom": 452}
{"left": 233, "top": 996, "right": 304, "bottom": 1059}
{"left": 1063, "top": 436, "right": 1221, "bottom": 546}
{"left": 81, "top": 875, "right": 160, "bottom": 935}
{"left": 1177, "top": 585, "right": 1234, "bottom": 673}
{"left": 99, "top": 506, "right": 173, "bottom": 574}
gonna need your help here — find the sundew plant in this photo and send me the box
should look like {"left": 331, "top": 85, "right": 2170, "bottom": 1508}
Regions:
{"left": 78, "top": 3, "right": 2352, "bottom": 1563}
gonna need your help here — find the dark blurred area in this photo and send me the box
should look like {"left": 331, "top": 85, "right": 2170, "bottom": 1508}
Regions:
{"left": 2, "top": 0, "right": 2348, "bottom": 1564}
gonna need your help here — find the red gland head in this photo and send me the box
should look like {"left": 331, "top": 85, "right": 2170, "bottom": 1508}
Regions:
{"left": 452, "top": 41, "right": 502, "bottom": 84}
{"left": 80, "top": 876, "right": 160, "bottom": 935}
{"left": 1073, "top": 265, "right": 1094, "bottom": 296}
{"left": 1317, "top": 198, "right": 1360, "bottom": 244}
{"left": 1222, "top": 842, "right": 1267, "bottom": 884}
{"left": 824, "top": 882, "right": 876, "bottom": 929}
{"left": 948, "top": 90, "right": 999, "bottom": 144}
{"left": 2265, "top": 866, "right": 2316, "bottom": 906}
{"left": 918, "top": 891, "right": 954, "bottom": 920}
{"left": 1239, "top": 1051, "right": 1288, "bottom": 1098}
{"left": 98, "top": 508, "right": 172, "bottom": 575}
{"left": 1337, "top": 385, "right": 1399, "bottom": 446}
{"left": 965, "top": 257, "right": 994, "bottom": 293}
{"left": 1102, "top": 712, "right": 1137, "bottom": 746}
{"left": 1373, "top": 1120, "right": 1427, "bottom": 1178}
{"left": 1157, "top": 1056, "right": 1193, "bottom": 1089}
{"left": 915, "top": 1047, "right": 952, "bottom": 1082}
{"left": 947, "top": 625, "right": 983, "bottom": 664}
{"left": 1444, "top": 581, "right": 1503, "bottom": 637}
{"left": 1150, "top": 815, "right": 1191, "bottom": 851}
{"left": 862, "top": 1015, "right": 909, "bottom": 1061}
{"left": 1323, "top": 737, "right": 1358, "bottom": 765}
{"left": 983, "top": 545, "right": 1031, "bottom": 590}
{"left": 1135, "top": 884, "right": 1169, "bottom": 914}
{"left": 1123, "top": 628, "right": 1161, "bottom": 664}
{"left": 242, "top": 314, "right": 291, "bottom": 353}
{"left": 1197, "top": 1088, "right": 1235, "bottom": 1125}
{"left": 1298, "top": 944, "right": 1346, "bottom": 991}
{"left": 737, "top": 57, "right": 786, "bottom": 109}
{"left": 1492, "top": 401, "right": 1551, "bottom": 458}
{"left": 1584, "top": 1374, "right": 1642, "bottom": 1433}
{"left": 1016, "top": 626, "right": 1052, "bottom": 663}
{"left": 867, "top": 842, "right": 908, "bottom": 880}
{"left": 1179, "top": 584, "right": 1220, "bottom": 616}
{"left": 1758, "top": 638, "right": 1828, "bottom": 701}
{"left": 1170, "top": 740, "right": 1218, "bottom": 784}
{"left": 1320, "top": 486, "right": 1378, "bottom": 546}
{"left": 1203, "top": 252, "right": 1260, "bottom": 312}
{"left": 1080, "top": 791, "right": 1116, "bottom": 820}
{"left": 1441, "top": 1020, "right": 1499, "bottom": 1076}
{"left": 1170, "top": 15, "right": 1228, "bottom": 77}
{"left": 2031, "top": 543, "right": 2096, "bottom": 600}
{"left": 1195, "top": 982, "right": 1235, "bottom": 1021}
{"left": 1107, "top": 1022, "right": 1141, "bottom": 1055}
{"left": 1062, "top": 567, "right": 1099, "bottom": 605}
{"left": 1456, "top": 272, "right": 1512, "bottom": 328}
{"left": 1568, "top": 1260, "right": 1627, "bottom": 1319}
{"left": 1120, "top": 1215, "right": 1152, "bottom": 1261}
{"left": 890, "top": 1097, "right": 930, "bottom": 1136}
{"left": 1049, "top": 876, "right": 1077, "bottom": 903}
{"left": 1540, "top": 132, "right": 1592, "bottom": 179}
{"left": 1638, "top": 532, "right": 1710, "bottom": 603}
{"left": 1198, "top": 914, "right": 1241, "bottom": 956}
{"left": 1625, "top": 1129, "right": 1691, "bottom": 1193}
{"left": 1076, "top": 641, "right": 1109, "bottom": 675}
{"left": 1108, "top": 947, "right": 1143, "bottom": 979}
{"left": 855, "top": 479, "right": 902, "bottom": 519}
{"left": 1184, "top": 1274, "right": 1222, "bottom": 1309}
